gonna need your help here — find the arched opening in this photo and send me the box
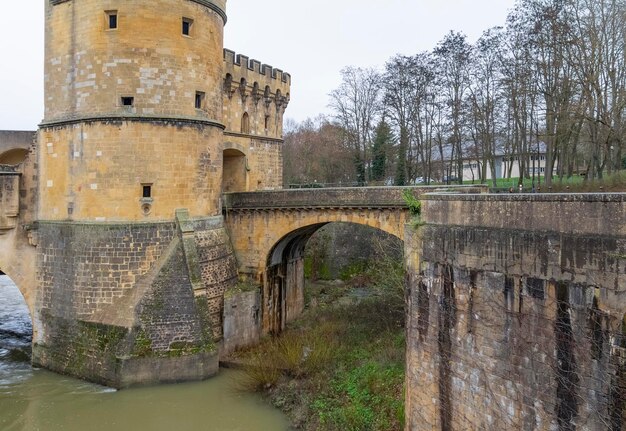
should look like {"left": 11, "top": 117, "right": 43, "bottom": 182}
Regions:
{"left": 266, "top": 224, "right": 325, "bottom": 333}
{"left": 265, "top": 222, "right": 404, "bottom": 334}
{"left": 223, "top": 148, "right": 248, "bottom": 193}
{"left": 0, "top": 148, "right": 29, "bottom": 165}
{"left": 0, "top": 272, "right": 33, "bottom": 382}
{"left": 241, "top": 112, "right": 250, "bottom": 134}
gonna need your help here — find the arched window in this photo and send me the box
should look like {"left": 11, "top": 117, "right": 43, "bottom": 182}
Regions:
{"left": 241, "top": 112, "right": 250, "bottom": 134}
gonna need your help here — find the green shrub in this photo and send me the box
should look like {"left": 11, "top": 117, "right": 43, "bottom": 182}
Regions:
{"left": 237, "top": 351, "right": 281, "bottom": 392}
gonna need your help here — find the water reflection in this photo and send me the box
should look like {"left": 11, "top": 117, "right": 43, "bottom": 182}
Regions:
{"left": 0, "top": 276, "right": 290, "bottom": 431}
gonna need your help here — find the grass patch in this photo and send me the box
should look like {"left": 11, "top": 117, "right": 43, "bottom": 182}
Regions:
{"left": 463, "top": 170, "right": 626, "bottom": 192}
{"left": 232, "top": 274, "right": 406, "bottom": 430}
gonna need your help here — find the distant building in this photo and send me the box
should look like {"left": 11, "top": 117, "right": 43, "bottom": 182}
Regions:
{"left": 461, "top": 143, "right": 557, "bottom": 182}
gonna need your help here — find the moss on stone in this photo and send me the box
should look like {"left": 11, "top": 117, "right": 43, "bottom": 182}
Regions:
{"left": 225, "top": 278, "right": 260, "bottom": 298}
{"left": 194, "top": 296, "right": 216, "bottom": 352}
{"left": 132, "top": 329, "right": 153, "bottom": 357}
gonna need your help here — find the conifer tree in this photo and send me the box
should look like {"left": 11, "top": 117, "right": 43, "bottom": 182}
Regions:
{"left": 372, "top": 119, "right": 392, "bottom": 182}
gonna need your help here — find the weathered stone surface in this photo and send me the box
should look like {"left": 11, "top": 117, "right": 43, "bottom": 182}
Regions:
{"left": 29, "top": 216, "right": 238, "bottom": 388}
{"left": 222, "top": 289, "right": 261, "bottom": 356}
{"left": 406, "top": 193, "right": 626, "bottom": 430}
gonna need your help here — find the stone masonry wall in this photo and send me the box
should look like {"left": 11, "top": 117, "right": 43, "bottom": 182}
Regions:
{"left": 32, "top": 215, "right": 236, "bottom": 387}
{"left": 223, "top": 134, "right": 283, "bottom": 191}
{"left": 193, "top": 218, "right": 239, "bottom": 340}
{"left": 406, "top": 194, "right": 626, "bottom": 430}
{"left": 222, "top": 49, "right": 290, "bottom": 141}
{"left": 38, "top": 121, "right": 223, "bottom": 221}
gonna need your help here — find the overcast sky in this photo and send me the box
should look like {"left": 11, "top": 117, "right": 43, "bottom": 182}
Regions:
{"left": 0, "top": 0, "right": 516, "bottom": 131}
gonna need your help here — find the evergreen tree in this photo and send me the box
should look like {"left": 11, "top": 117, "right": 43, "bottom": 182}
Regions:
{"left": 372, "top": 119, "right": 392, "bottom": 182}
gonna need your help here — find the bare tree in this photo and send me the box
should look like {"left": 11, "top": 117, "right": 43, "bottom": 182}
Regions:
{"left": 329, "top": 67, "right": 382, "bottom": 184}
{"left": 467, "top": 27, "right": 505, "bottom": 186}
{"left": 434, "top": 32, "right": 472, "bottom": 184}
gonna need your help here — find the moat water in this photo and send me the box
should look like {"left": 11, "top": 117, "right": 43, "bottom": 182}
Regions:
{"left": 0, "top": 275, "right": 290, "bottom": 431}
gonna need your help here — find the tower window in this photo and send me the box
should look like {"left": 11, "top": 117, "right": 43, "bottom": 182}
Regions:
{"left": 195, "top": 91, "right": 205, "bottom": 109}
{"left": 121, "top": 96, "right": 134, "bottom": 106}
{"left": 106, "top": 11, "right": 118, "bottom": 30}
{"left": 265, "top": 115, "right": 270, "bottom": 130}
{"left": 142, "top": 185, "right": 152, "bottom": 198}
{"left": 182, "top": 17, "right": 193, "bottom": 36}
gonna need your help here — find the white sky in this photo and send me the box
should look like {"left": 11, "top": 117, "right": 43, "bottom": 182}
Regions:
{"left": 0, "top": 0, "right": 516, "bottom": 130}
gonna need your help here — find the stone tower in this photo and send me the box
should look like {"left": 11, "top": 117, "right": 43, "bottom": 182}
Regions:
{"left": 40, "top": 0, "right": 227, "bottom": 221}
{"left": 31, "top": 0, "right": 237, "bottom": 388}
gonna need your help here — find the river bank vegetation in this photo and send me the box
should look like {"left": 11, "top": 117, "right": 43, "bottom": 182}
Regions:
{"left": 230, "top": 241, "right": 406, "bottom": 431}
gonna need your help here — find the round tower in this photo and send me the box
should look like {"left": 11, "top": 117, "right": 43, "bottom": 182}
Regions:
{"left": 39, "top": 0, "right": 227, "bottom": 221}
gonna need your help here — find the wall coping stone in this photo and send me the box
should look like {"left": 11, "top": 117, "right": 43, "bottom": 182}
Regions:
{"left": 422, "top": 192, "right": 626, "bottom": 203}
{"left": 421, "top": 192, "right": 626, "bottom": 236}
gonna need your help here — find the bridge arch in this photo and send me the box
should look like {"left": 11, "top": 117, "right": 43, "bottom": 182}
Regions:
{"left": 0, "top": 269, "right": 36, "bottom": 353}
{"left": 263, "top": 220, "right": 404, "bottom": 334}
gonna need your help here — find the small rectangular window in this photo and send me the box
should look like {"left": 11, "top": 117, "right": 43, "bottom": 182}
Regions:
{"left": 121, "top": 96, "right": 134, "bottom": 106}
{"left": 106, "top": 11, "right": 118, "bottom": 30}
{"left": 182, "top": 17, "right": 193, "bottom": 36}
{"left": 195, "top": 91, "right": 205, "bottom": 109}
{"left": 142, "top": 185, "right": 152, "bottom": 198}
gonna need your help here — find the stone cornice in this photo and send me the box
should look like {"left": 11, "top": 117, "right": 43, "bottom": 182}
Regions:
{"left": 224, "top": 131, "right": 284, "bottom": 143}
{"left": 48, "top": 0, "right": 227, "bottom": 23}
{"left": 39, "top": 115, "right": 226, "bottom": 130}
{"left": 188, "top": 0, "right": 227, "bottom": 23}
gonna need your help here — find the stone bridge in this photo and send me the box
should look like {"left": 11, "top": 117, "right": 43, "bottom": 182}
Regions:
{"left": 223, "top": 186, "right": 485, "bottom": 334}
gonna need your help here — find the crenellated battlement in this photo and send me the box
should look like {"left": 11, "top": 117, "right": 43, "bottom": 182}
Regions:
{"left": 223, "top": 49, "right": 291, "bottom": 86}
{"left": 222, "top": 49, "right": 291, "bottom": 144}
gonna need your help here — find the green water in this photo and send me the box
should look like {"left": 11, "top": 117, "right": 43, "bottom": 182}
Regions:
{"left": 0, "top": 276, "right": 290, "bottom": 431}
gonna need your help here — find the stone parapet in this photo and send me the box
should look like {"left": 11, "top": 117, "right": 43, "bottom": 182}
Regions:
{"left": 422, "top": 192, "right": 626, "bottom": 235}
{"left": 224, "top": 186, "right": 488, "bottom": 211}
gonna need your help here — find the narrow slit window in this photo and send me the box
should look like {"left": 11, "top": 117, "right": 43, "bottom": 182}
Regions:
{"left": 182, "top": 18, "right": 193, "bottom": 36}
{"left": 142, "top": 185, "right": 152, "bottom": 198}
{"left": 265, "top": 115, "right": 270, "bottom": 130}
{"left": 106, "top": 11, "right": 118, "bottom": 30}
{"left": 195, "top": 91, "right": 205, "bottom": 109}
{"left": 121, "top": 96, "right": 134, "bottom": 106}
